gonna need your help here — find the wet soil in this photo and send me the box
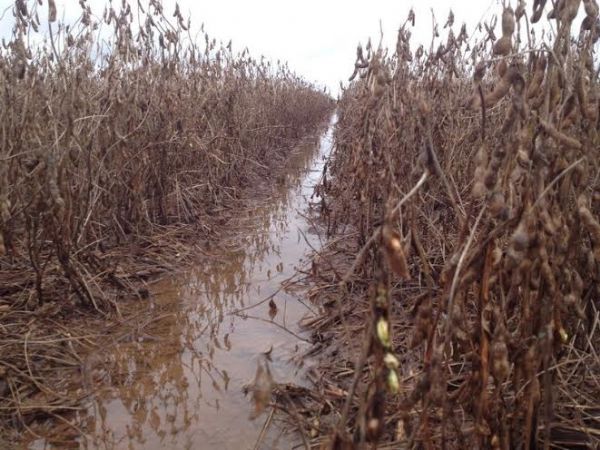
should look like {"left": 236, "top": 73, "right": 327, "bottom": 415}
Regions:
{"left": 27, "top": 118, "right": 335, "bottom": 450}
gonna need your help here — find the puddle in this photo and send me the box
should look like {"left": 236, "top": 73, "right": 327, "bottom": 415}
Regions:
{"left": 33, "top": 118, "right": 334, "bottom": 449}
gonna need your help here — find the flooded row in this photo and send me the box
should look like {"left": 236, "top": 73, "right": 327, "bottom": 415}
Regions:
{"left": 36, "top": 118, "right": 335, "bottom": 450}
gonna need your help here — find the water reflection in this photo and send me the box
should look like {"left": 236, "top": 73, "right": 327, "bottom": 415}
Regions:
{"left": 67, "top": 119, "right": 334, "bottom": 450}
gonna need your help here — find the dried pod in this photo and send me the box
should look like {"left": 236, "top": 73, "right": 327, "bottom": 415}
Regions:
{"left": 493, "top": 36, "right": 512, "bottom": 56}
{"left": 587, "top": 249, "right": 596, "bottom": 272}
{"left": 484, "top": 168, "right": 498, "bottom": 190}
{"left": 472, "top": 172, "right": 488, "bottom": 198}
{"left": 488, "top": 191, "right": 508, "bottom": 218}
{"left": 527, "top": 55, "right": 547, "bottom": 99}
{"left": 576, "top": 73, "right": 590, "bottom": 119}
{"left": 501, "top": 7, "right": 516, "bottom": 36}
{"left": 474, "top": 61, "right": 487, "bottom": 83}
{"left": 561, "top": 0, "right": 581, "bottom": 23}
{"left": 415, "top": 45, "right": 424, "bottom": 59}
{"left": 472, "top": 145, "right": 490, "bottom": 198}
{"left": 582, "top": 14, "right": 597, "bottom": 30}
{"left": 573, "top": 269, "right": 584, "bottom": 294}
{"left": 367, "top": 418, "right": 381, "bottom": 440}
{"left": 539, "top": 208, "right": 557, "bottom": 235}
{"left": 578, "top": 195, "right": 600, "bottom": 260}
{"left": 427, "top": 349, "right": 444, "bottom": 405}
{"left": 48, "top": 0, "right": 57, "bottom": 22}
{"left": 491, "top": 435, "right": 501, "bottom": 449}
{"left": 511, "top": 218, "right": 531, "bottom": 252}
{"left": 473, "top": 64, "right": 521, "bottom": 110}
{"left": 530, "top": 376, "right": 541, "bottom": 403}
{"left": 16, "top": 0, "right": 28, "bottom": 17}
{"left": 497, "top": 59, "right": 508, "bottom": 78}
{"left": 382, "top": 224, "right": 410, "bottom": 279}
{"left": 417, "top": 94, "right": 431, "bottom": 115}
{"left": 492, "top": 245, "right": 503, "bottom": 266}
{"left": 0, "top": 194, "right": 9, "bottom": 226}
{"left": 411, "top": 297, "right": 432, "bottom": 348}
{"left": 540, "top": 259, "right": 557, "bottom": 295}
{"left": 517, "top": 146, "right": 530, "bottom": 167}
{"left": 584, "top": 0, "right": 600, "bottom": 17}
{"left": 491, "top": 335, "right": 510, "bottom": 382}
{"left": 565, "top": 293, "right": 587, "bottom": 320}
{"left": 46, "top": 153, "right": 65, "bottom": 216}
{"left": 532, "top": 0, "right": 547, "bottom": 23}
{"left": 539, "top": 119, "right": 583, "bottom": 149}
{"left": 516, "top": 0, "right": 527, "bottom": 20}
{"left": 560, "top": 94, "right": 578, "bottom": 128}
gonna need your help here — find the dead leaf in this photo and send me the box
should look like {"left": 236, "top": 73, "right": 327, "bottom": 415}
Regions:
{"left": 249, "top": 361, "right": 273, "bottom": 419}
{"left": 268, "top": 298, "right": 277, "bottom": 319}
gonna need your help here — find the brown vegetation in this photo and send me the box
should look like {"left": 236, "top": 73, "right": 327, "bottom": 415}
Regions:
{"left": 0, "top": 0, "right": 332, "bottom": 439}
{"left": 296, "top": 1, "right": 600, "bottom": 448}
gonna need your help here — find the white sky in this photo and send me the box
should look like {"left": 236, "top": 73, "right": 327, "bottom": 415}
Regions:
{"left": 176, "top": 0, "right": 501, "bottom": 91}
{"left": 0, "top": 0, "right": 526, "bottom": 93}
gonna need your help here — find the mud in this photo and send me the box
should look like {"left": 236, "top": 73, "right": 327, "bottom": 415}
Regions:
{"left": 28, "top": 119, "right": 335, "bottom": 450}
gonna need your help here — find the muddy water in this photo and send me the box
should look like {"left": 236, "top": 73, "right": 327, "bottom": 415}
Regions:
{"left": 71, "top": 119, "right": 332, "bottom": 450}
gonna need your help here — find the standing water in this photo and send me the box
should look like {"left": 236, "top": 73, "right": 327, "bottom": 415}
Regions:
{"left": 58, "top": 117, "right": 335, "bottom": 449}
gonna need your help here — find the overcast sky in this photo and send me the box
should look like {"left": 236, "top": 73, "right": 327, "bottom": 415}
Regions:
{"left": 0, "top": 0, "right": 513, "bottom": 92}
{"left": 174, "top": 0, "right": 500, "bottom": 92}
